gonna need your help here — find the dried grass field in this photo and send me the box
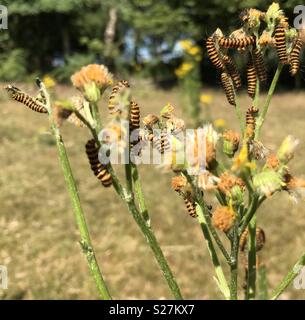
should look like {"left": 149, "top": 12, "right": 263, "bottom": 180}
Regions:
{"left": 0, "top": 80, "right": 305, "bottom": 299}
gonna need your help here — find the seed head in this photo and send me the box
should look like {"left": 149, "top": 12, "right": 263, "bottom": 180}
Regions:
{"left": 212, "top": 206, "right": 235, "bottom": 232}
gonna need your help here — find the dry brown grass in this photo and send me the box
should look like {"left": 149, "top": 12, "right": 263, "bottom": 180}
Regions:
{"left": 0, "top": 80, "right": 305, "bottom": 299}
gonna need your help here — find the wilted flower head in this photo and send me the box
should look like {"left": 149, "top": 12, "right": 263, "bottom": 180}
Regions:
{"left": 259, "top": 31, "right": 275, "bottom": 47}
{"left": 160, "top": 103, "right": 175, "bottom": 119}
{"left": 242, "top": 8, "right": 264, "bottom": 29}
{"left": 71, "top": 64, "right": 113, "bottom": 102}
{"left": 284, "top": 174, "right": 305, "bottom": 203}
{"left": 171, "top": 175, "right": 187, "bottom": 192}
{"left": 52, "top": 102, "right": 73, "bottom": 127}
{"left": 212, "top": 206, "right": 235, "bottom": 232}
{"left": 186, "top": 125, "right": 219, "bottom": 174}
{"left": 277, "top": 135, "right": 300, "bottom": 164}
{"left": 223, "top": 130, "right": 240, "bottom": 158}
{"left": 265, "top": 154, "right": 280, "bottom": 170}
{"left": 253, "top": 169, "right": 285, "bottom": 197}
{"left": 166, "top": 116, "right": 185, "bottom": 134}
{"left": 143, "top": 114, "right": 160, "bottom": 129}
{"left": 217, "top": 172, "right": 245, "bottom": 196}
{"left": 265, "top": 2, "right": 284, "bottom": 26}
{"left": 197, "top": 170, "right": 219, "bottom": 191}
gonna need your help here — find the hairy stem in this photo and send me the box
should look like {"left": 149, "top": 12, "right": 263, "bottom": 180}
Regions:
{"left": 184, "top": 172, "right": 231, "bottom": 265}
{"left": 255, "top": 64, "right": 283, "bottom": 139}
{"left": 131, "top": 164, "right": 150, "bottom": 225}
{"left": 107, "top": 157, "right": 182, "bottom": 299}
{"left": 230, "top": 225, "right": 239, "bottom": 300}
{"left": 40, "top": 82, "right": 111, "bottom": 300}
{"left": 196, "top": 204, "right": 230, "bottom": 299}
{"left": 246, "top": 216, "right": 257, "bottom": 300}
{"left": 271, "top": 254, "right": 305, "bottom": 300}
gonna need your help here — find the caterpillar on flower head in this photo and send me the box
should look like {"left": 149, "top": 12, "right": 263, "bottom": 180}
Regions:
{"left": 274, "top": 24, "right": 288, "bottom": 65}
{"left": 108, "top": 80, "right": 130, "bottom": 114}
{"left": 289, "top": 36, "right": 304, "bottom": 76}
{"left": 206, "top": 36, "right": 224, "bottom": 70}
{"left": 223, "top": 55, "right": 242, "bottom": 88}
{"left": 85, "top": 139, "right": 112, "bottom": 187}
{"left": 5, "top": 85, "right": 48, "bottom": 114}
{"left": 246, "top": 106, "right": 259, "bottom": 139}
{"left": 246, "top": 57, "right": 257, "bottom": 98}
{"left": 220, "top": 72, "right": 236, "bottom": 106}
{"left": 218, "top": 36, "right": 254, "bottom": 49}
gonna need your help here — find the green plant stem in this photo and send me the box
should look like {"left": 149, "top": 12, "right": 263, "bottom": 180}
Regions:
{"left": 239, "top": 194, "right": 259, "bottom": 235}
{"left": 184, "top": 172, "right": 231, "bottom": 265}
{"left": 196, "top": 204, "right": 230, "bottom": 300}
{"left": 123, "top": 163, "right": 183, "bottom": 299}
{"left": 234, "top": 95, "right": 245, "bottom": 135}
{"left": 246, "top": 215, "right": 257, "bottom": 300}
{"left": 258, "top": 265, "right": 269, "bottom": 300}
{"left": 40, "top": 82, "right": 111, "bottom": 300}
{"left": 255, "top": 64, "right": 283, "bottom": 139}
{"left": 271, "top": 254, "right": 305, "bottom": 300}
{"left": 91, "top": 101, "right": 102, "bottom": 132}
{"left": 131, "top": 164, "right": 150, "bottom": 225}
{"left": 230, "top": 225, "right": 239, "bottom": 300}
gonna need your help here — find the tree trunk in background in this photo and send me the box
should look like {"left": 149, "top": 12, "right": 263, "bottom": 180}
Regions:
{"left": 104, "top": 7, "right": 117, "bottom": 70}
{"left": 62, "top": 26, "right": 71, "bottom": 57}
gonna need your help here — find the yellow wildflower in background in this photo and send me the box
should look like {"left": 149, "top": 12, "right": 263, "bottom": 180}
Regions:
{"left": 214, "top": 118, "right": 226, "bottom": 128}
{"left": 187, "top": 45, "right": 201, "bottom": 56}
{"left": 179, "top": 39, "right": 193, "bottom": 51}
{"left": 200, "top": 94, "right": 213, "bottom": 104}
{"left": 43, "top": 75, "right": 56, "bottom": 88}
{"left": 175, "top": 62, "right": 194, "bottom": 78}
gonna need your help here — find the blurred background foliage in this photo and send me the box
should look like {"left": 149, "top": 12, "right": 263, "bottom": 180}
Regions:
{"left": 0, "top": 0, "right": 304, "bottom": 87}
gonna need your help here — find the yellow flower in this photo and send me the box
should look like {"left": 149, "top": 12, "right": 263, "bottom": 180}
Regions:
{"left": 231, "top": 143, "right": 248, "bottom": 171}
{"left": 214, "top": 118, "right": 226, "bottom": 128}
{"left": 175, "top": 62, "right": 194, "bottom": 78}
{"left": 43, "top": 75, "right": 56, "bottom": 88}
{"left": 187, "top": 45, "right": 201, "bottom": 56}
{"left": 200, "top": 94, "right": 213, "bottom": 105}
{"left": 179, "top": 39, "right": 193, "bottom": 51}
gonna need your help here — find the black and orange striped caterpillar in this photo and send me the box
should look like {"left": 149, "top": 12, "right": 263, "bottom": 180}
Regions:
{"left": 246, "top": 106, "right": 259, "bottom": 139}
{"left": 85, "top": 139, "right": 112, "bottom": 187}
{"left": 5, "top": 85, "right": 48, "bottom": 114}
{"left": 220, "top": 72, "right": 236, "bottom": 106}
{"left": 183, "top": 192, "right": 198, "bottom": 218}
{"left": 274, "top": 24, "right": 288, "bottom": 65}
{"left": 246, "top": 57, "right": 257, "bottom": 98}
{"left": 154, "top": 131, "right": 171, "bottom": 154}
{"left": 108, "top": 80, "right": 130, "bottom": 114}
{"left": 239, "top": 227, "right": 266, "bottom": 252}
{"left": 218, "top": 36, "right": 254, "bottom": 49}
{"left": 129, "top": 100, "right": 140, "bottom": 131}
{"left": 289, "top": 36, "right": 303, "bottom": 76}
{"left": 206, "top": 36, "right": 224, "bottom": 70}
{"left": 223, "top": 55, "right": 241, "bottom": 88}
{"left": 252, "top": 48, "right": 267, "bottom": 83}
